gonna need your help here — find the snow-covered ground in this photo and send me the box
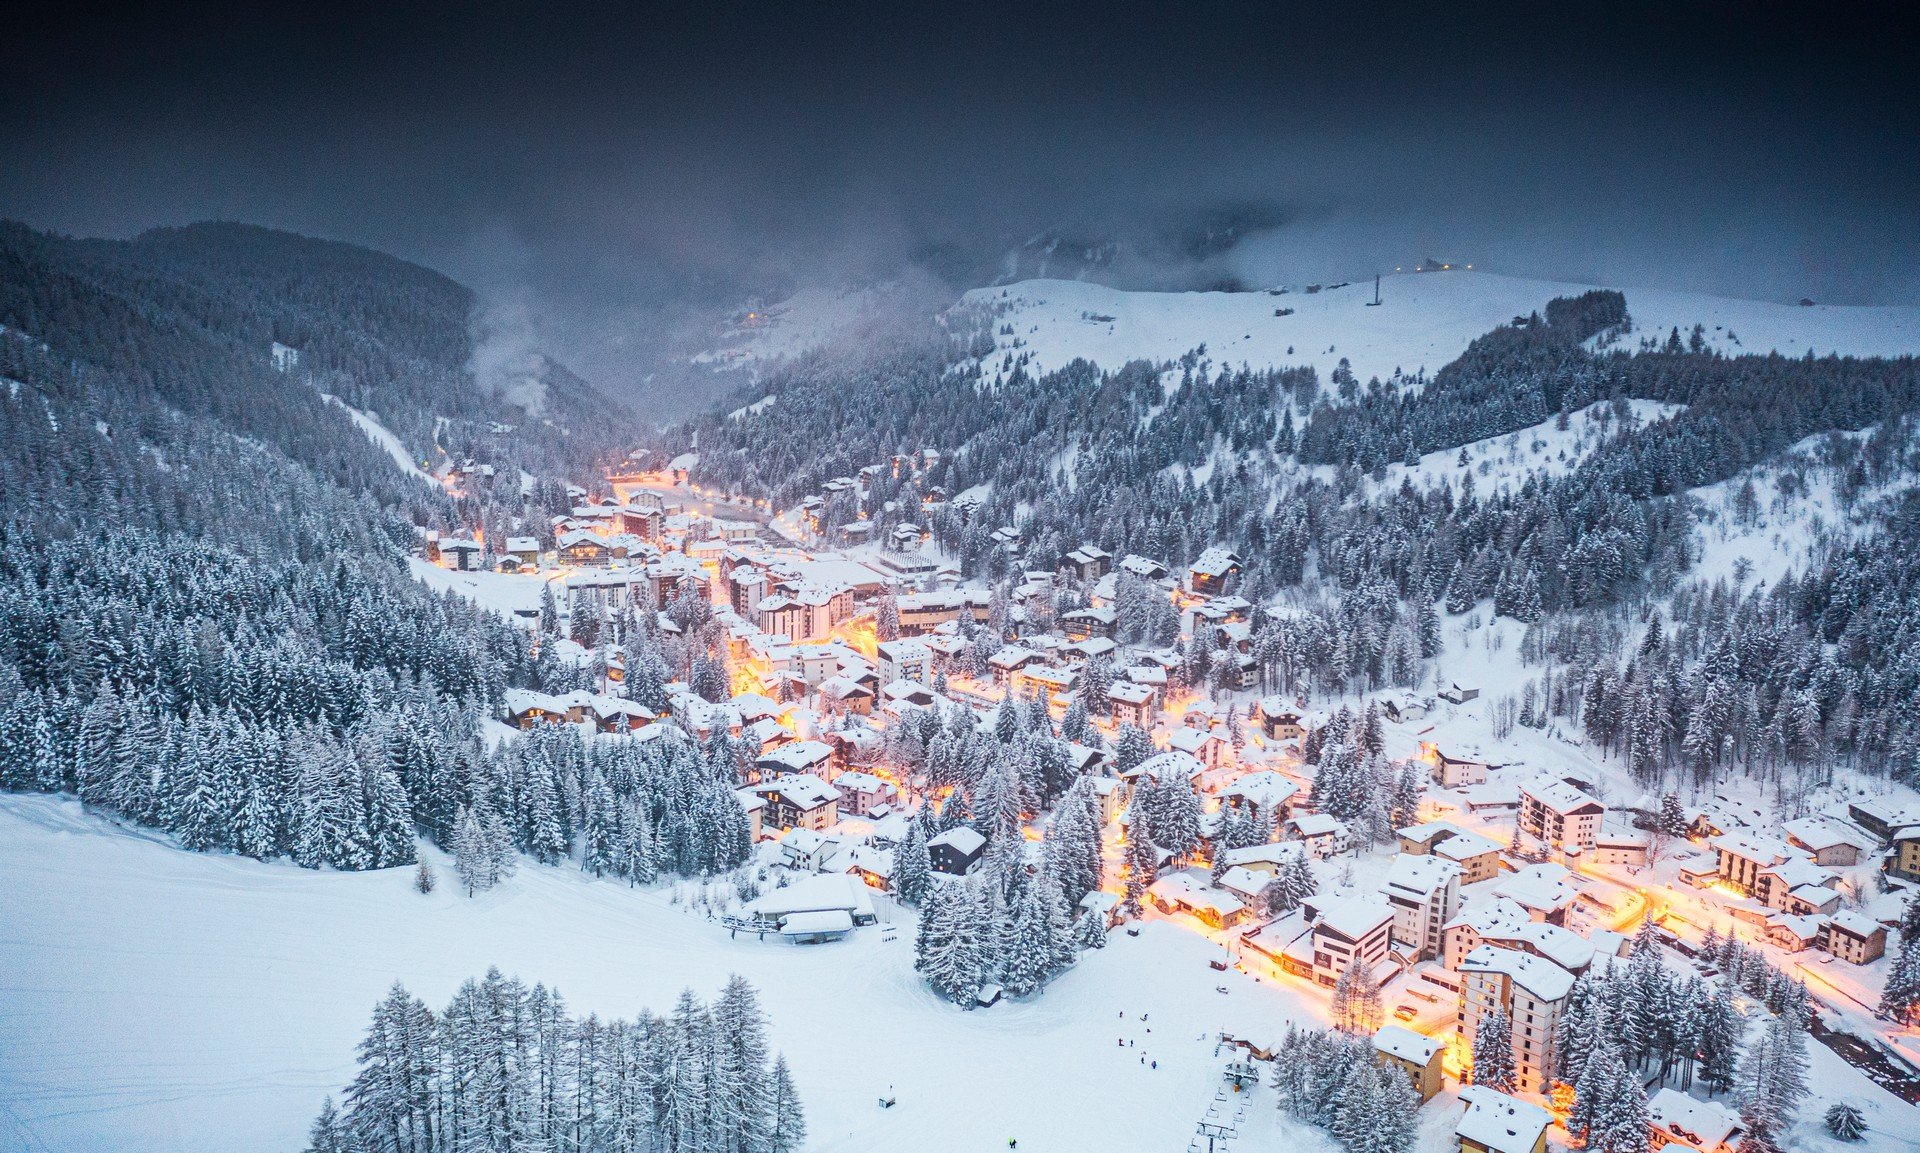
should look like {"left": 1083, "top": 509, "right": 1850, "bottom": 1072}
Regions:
{"left": 0, "top": 796, "right": 1343, "bottom": 1153}
{"left": 319, "top": 394, "right": 433, "bottom": 484}
{"left": 964, "top": 271, "right": 1920, "bottom": 385}
{"left": 1366, "top": 399, "right": 1684, "bottom": 498}
{"left": 408, "top": 557, "right": 556, "bottom": 621}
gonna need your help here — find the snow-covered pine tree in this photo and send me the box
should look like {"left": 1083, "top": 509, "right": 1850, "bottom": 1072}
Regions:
{"left": 1470, "top": 1007, "right": 1516, "bottom": 1092}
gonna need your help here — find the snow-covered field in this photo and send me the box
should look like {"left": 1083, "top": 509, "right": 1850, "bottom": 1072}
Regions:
{"left": 964, "top": 271, "right": 1920, "bottom": 384}
{"left": 0, "top": 796, "right": 1341, "bottom": 1153}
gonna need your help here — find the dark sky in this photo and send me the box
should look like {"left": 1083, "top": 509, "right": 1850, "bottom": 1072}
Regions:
{"left": 4, "top": 2, "right": 1916, "bottom": 403}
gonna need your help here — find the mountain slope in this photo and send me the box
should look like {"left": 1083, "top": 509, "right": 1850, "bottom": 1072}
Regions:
{"left": 965, "top": 270, "right": 1920, "bottom": 386}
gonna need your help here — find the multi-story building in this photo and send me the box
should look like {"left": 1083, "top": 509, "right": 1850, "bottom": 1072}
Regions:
{"left": 1518, "top": 779, "right": 1605, "bottom": 854}
{"left": 1458, "top": 945, "right": 1576, "bottom": 1094}
{"left": 1305, "top": 896, "right": 1395, "bottom": 988}
{"left": 1380, "top": 853, "right": 1462, "bottom": 961}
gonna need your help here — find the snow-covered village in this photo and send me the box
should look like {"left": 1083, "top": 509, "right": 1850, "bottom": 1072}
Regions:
{"left": 5, "top": 8, "right": 1920, "bottom": 1153}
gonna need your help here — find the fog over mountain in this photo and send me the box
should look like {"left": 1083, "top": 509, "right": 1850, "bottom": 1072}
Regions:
{"left": 4, "top": 2, "right": 1915, "bottom": 412}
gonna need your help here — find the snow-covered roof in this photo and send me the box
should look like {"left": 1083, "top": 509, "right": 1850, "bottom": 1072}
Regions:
{"left": 1520, "top": 777, "right": 1604, "bottom": 815}
{"left": 757, "top": 773, "right": 839, "bottom": 810}
{"left": 1190, "top": 547, "right": 1241, "bottom": 577}
{"left": 1455, "top": 1085, "right": 1552, "bottom": 1153}
{"left": 1148, "top": 869, "right": 1247, "bottom": 918}
{"left": 1371, "top": 1023, "right": 1441, "bottom": 1066}
{"left": 1711, "top": 831, "right": 1790, "bottom": 865}
{"left": 1107, "top": 681, "right": 1155, "bottom": 705}
{"left": 1129, "top": 751, "right": 1204, "bottom": 783}
{"left": 1220, "top": 842, "right": 1306, "bottom": 868}
{"left": 1647, "top": 1089, "right": 1742, "bottom": 1152}
{"left": 1781, "top": 816, "right": 1870, "bottom": 853}
{"left": 1460, "top": 944, "right": 1576, "bottom": 1002}
{"left": 1495, "top": 863, "right": 1581, "bottom": 913}
{"left": 757, "top": 740, "right": 833, "bottom": 772}
{"left": 1221, "top": 771, "right": 1298, "bottom": 810}
{"left": 748, "top": 874, "right": 872, "bottom": 920}
{"left": 1479, "top": 921, "right": 1594, "bottom": 973}
{"left": 1826, "top": 910, "right": 1884, "bottom": 939}
{"left": 1311, "top": 896, "right": 1394, "bottom": 943}
{"left": 928, "top": 826, "right": 986, "bottom": 855}
{"left": 1382, "top": 853, "right": 1461, "bottom": 900}
{"left": 1289, "top": 813, "right": 1348, "bottom": 838}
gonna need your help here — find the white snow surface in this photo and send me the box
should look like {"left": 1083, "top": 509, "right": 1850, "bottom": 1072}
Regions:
{"left": 320, "top": 394, "right": 432, "bottom": 483}
{"left": 0, "top": 796, "right": 1339, "bottom": 1153}
{"left": 964, "top": 271, "right": 1920, "bottom": 385}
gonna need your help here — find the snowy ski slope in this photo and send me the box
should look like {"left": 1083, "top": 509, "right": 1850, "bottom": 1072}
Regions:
{"left": 965, "top": 271, "right": 1920, "bottom": 385}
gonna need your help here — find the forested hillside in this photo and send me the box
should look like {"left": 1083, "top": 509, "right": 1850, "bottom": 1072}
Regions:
{"left": 682, "top": 290, "right": 1920, "bottom": 785}
{"left": 0, "top": 222, "right": 766, "bottom": 876}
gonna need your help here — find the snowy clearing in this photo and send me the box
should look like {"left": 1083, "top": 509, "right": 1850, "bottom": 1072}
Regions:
{"left": 0, "top": 796, "right": 1342, "bottom": 1153}
{"left": 964, "top": 271, "right": 1920, "bottom": 385}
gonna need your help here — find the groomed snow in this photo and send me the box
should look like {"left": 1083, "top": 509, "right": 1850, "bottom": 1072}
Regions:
{"left": 0, "top": 796, "right": 1339, "bottom": 1153}
{"left": 964, "top": 271, "right": 1920, "bottom": 386}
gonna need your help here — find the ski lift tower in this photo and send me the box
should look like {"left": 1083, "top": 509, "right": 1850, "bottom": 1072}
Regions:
{"left": 1194, "top": 1119, "right": 1237, "bottom": 1153}
{"left": 1366, "top": 274, "right": 1382, "bottom": 306}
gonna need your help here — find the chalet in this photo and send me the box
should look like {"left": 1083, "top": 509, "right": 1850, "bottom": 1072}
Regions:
{"left": 1845, "top": 797, "right": 1920, "bottom": 844}
{"left": 1147, "top": 868, "right": 1249, "bottom": 929}
{"left": 822, "top": 727, "right": 883, "bottom": 771}
{"left": 1437, "top": 680, "right": 1481, "bottom": 705}
{"left": 557, "top": 529, "right": 613, "bottom": 567}
{"left": 755, "top": 774, "right": 840, "bottom": 832}
{"left": 778, "top": 828, "right": 842, "bottom": 872}
{"left": 1258, "top": 698, "right": 1307, "bottom": 742}
{"left": 1455, "top": 1086, "right": 1550, "bottom": 1153}
{"left": 1187, "top": 546, "right": 1243, "bottom": 596}
{"left": 756, "top": 740, "right": 833, "bottom": 780}
{"left": 816, "top": 675, "right": 875, "bottom": 716}
{"left": 1164, "top": 724, "right": 1225, "bottom": 769}
{"left": 1060, "top": 606, "right": 1117, "bottom": 640}
{"left": 1711, "top": 832, "right": 1788, "bottom": 895}
{"left": 1646, "top": 1088, "right": 1743, "bottom": 1153}
{"left": 503, "top": 688, "right": 572, "bottom": 729}
{"left": 1107, "top": 681, "right": 1157, "bottom": 729}
{"left": 1781, "top": 816, "right": 1866, "bottom": 866}
{"left": 1285, "top": 813, "right": 1352, "bottom": 859}
{"left": 1381, "top": 853, "right": 1462, "bottom": 961}
{"left": 928, "top": 826, "right": 987, "bottom": 876}
{"left": 1371, "top": 1024, "right": 1445, "bottom": 1103}
{"left": 1220, "top": 771, "right": 1297, "bottom": 824}
{"left": 1015, "top": 665, "right": 1078, "bottom": 708}
{"left": 1822, "top": 910, "right": 1887, "bottom": 964}
{"left": 1379, "top": 690, "right": 1430, "bottom": 724}
{"left": 830, "top": 771, "right": 895, "bottom": 819}
{"left": 843, "top": 843, "right": 894, "bottom": 890}
{"left": 1118, "top": 553, "right": 1169, "bottom": 581}
{"left": 504, "top": 536, "right": 541, "bottom": 568}
{"left": 1078, "top": 890, "right": 1123, "bottom": 929}
{"left": 441, "top": 538, "right": 483, "bottom": 570}
{"left": 1060, "top": 544, "right": 1113, "bottom": 581}
{"left": 1219, "top": 841, "right": 1310, "bottom": 876}
{"left": 1305, "top": 896, "right": 1395, "bottom": 987}
{"left": 986, "top": 645, "right": 1039, "bottom": 685}
{"left": 1517, "top": 779, "right": 1605, "bottom": 853}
